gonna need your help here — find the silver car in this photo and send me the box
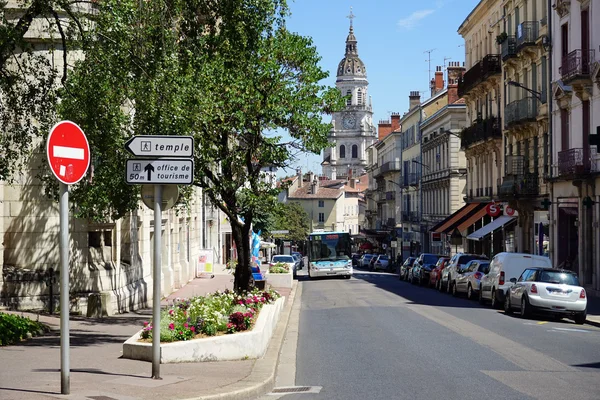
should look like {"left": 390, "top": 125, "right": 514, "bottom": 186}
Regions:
{"left": 453, "top": 260, "right": 490, "bottom": 300}
{"left": 504, "top": 267, "right": 587, "bottom": 324}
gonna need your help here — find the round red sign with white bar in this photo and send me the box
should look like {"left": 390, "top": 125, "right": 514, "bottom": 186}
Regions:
{"left": 46, "top": 121, "right": 91, "bottom": 185}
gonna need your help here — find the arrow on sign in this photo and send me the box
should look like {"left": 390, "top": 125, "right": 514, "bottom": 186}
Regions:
{"left": 144, "top": 164, "right": 155, "bottom": 181}
{"left": 125, "top": 136, "right": 194, "bottom": 158}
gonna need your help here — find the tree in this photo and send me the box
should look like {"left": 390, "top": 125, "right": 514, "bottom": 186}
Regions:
{"left": 271, "top": 202, "right": 310, "bottom": 243}
{"left": 54, "top": 0, "right": 344, "bottom": 292}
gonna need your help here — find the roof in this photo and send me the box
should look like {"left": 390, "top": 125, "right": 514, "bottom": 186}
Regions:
{"left": 288, "top": 181, "right": 343, "bottom": 200}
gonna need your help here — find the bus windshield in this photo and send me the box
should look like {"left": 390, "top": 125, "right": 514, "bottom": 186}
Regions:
{"left": 308, "top": 232, "right": 351, "bottom": 262}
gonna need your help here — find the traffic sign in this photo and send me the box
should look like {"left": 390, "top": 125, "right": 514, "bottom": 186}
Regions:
{"left": 125, "top": 136, "right": 194, "bottom": 158}
{"left": 486, "top": 202, "right": 502, "bottom": 217}
{"left": 126, "top": 159, "right": 194, "bottom": 184}
{"left": 141, "top": 185, "right": 179, "bottom": 210}
{"left": 47, "top": 121, "right": 91, "bottom": 185}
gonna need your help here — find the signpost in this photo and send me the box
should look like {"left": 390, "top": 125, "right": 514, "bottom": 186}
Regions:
{"left": 47, "top": 121, "right": 91, "bottom": 395}
{"left": 125, "top": 135, "right": 194, "bottom": 380}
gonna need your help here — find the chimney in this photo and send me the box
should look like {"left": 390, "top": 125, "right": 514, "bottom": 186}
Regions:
{"left": 311, "top": 175, "right": 318, "bottom": 194}
{"left": 378, "top": 119, "right": 392, "bottom": 140}
{"left": 296, "top": 168, "right": 302, "bottom": 188}
{"left": 409, "top": 91, "right": 421, "bottom": 110}
{"left": 391, "top": 112, "right": 401, "bottom": 132}
{"left": 446, "top": 61, "right": 466, "bottom": 104}
{"left": 435, "top": 66, "right": 444, "bottom": 93}
{"left": 350, "top": 178, "right": 356, "bottom": 189}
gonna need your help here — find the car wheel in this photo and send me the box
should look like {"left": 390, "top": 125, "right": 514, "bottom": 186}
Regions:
{"left": 491, "top": 288, "right": 498, "bottom": 309}
{"left": 521, "top": 296, "right": 531, "bottom": 318}
{"left": 451, "top": 281, "right": 458, "bottom": 297}
{"left": 574, "top": 311, "right": 586, "bottom": 325}
{"left": 478, "top": 285, "right": 485, "bottom": 305}
{"left": 446, "top": 276, "right": 452, "bottom": 294}
{"left": 504, "top": 295, "right": 512, "bottom": 314}
{"left": 467, "top": 284, "right": 473, "bottom": 300}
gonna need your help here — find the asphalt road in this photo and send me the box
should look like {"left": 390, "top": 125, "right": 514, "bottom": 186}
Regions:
{"left": 268, "top": 267, "right": 600, "bottom": 400}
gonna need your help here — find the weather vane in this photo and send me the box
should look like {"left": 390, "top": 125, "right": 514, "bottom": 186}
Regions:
{"left": 347, "top": 7, "right": 355, "bottom": 28}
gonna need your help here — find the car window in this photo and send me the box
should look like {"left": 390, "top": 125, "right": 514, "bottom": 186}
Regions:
{"left": 478, "top": 262, "right": 490, "bottom": 274}
{"left": 467, "top": 261, "right": 478, "bottom": 272}
{"left": 539, "top": 271, "right": 579, "bottom": 285}
{"left": 525, "top": 270, "right": 538, "bottom": 282}
{"left": 458, "top": 255, "right": 488, "bottom": 265}
{"left": 518, "top": 269, "right": 532, "bottom": 282}
{"left": 273, "top": 256, "right": 294, "bottom": 263}
{"left": 379, "top": 255, "right": 389, "bottom": 260}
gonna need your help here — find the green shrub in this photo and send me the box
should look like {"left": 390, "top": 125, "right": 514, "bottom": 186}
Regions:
{"left": 0, "top": 312, "right": 48, "bottom": 346}
{"left": 269, "top": 262, "right": 289, "bottom": 274}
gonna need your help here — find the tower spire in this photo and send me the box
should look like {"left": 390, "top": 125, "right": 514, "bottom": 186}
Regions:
{"left": 347, "top": 7, "right": 355, "bottom": 29}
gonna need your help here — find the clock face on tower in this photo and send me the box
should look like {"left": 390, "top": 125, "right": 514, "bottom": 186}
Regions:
{"left": 343, "top": 115, "right": 356, "bottom": 129}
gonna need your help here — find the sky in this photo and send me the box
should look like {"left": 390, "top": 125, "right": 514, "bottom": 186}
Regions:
{"left": 276, "top": 0, "right": 480, "bottom": 178}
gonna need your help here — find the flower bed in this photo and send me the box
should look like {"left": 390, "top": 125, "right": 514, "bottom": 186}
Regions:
{"left": 139, "top": 288, "right": 280, "bottom": 342}
{"left": 123, "top": 290, "right": 285, "bottom": 363}
{"left": 0, "top": 312, "right": 49, "bottom": 346}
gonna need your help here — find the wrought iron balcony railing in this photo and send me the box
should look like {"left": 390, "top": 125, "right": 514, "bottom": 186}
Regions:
{"left": 410, "top": 211, "right": 420, "bottom": 222}
{"left": 560, "top": 49, "right": 595, "bottom": 83}
{"left": 557, "top": 148, "right": 594, "bottom": 176}
{"left": 505, "top": 97, "right": 538, "bottom": 127}
{"left": 516, "top": 21, "right": 539, "bottom": 49}
{"left": 380, "top": 160, "right": 402, "bottom": 174}
{"left": 460, "top": 117, "right": 502, "bottom": 150}
{"left": 457, "top": 54, "right": 501, "bottom": 97}
{"left": 501, "top": 36, "right": 517, "bottom": 61}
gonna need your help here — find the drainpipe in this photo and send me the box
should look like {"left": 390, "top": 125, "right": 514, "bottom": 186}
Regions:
{"left": 547, "top": 0, "right": 554, "bottom": 263}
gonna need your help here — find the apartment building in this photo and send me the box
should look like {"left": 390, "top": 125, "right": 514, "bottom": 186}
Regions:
{"left": 549, "top": 0, "right": 600, "bottom": 293}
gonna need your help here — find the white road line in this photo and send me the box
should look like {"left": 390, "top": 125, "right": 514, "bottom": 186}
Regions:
{"left": 53, "top": 145, "right": 84, "bottom": 160}
{"left": 548, "top": 327, "right": 592, "bottom": 333}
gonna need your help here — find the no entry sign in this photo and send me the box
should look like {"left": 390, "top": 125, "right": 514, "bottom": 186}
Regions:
{"left": 47, "top": 121, "right": 91, "bottom": 185}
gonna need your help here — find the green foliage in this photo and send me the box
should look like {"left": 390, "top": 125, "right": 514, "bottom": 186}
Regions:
{"left": 0, "top": 312, "right": 48, "bottom": 346}
{"left": 268, "top": 262, "right": 289, "bottom": 274}
{"left": 271, "top": 202, "right": 310, "bottom": 242}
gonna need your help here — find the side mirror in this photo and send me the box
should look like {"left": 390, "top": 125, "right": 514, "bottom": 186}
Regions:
{"left": 509, "top": 277, "right": 517, "bottom": 284}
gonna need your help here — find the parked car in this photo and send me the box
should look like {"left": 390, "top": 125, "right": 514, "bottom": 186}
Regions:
{"left": 430, "top": 257, "right": 450, "bottom": 289}
{"left": 453, "top": 260, "right": 490, "bottom": 300}
{"left": 411, "top": 253, "right": 444, "bottom": 285}
{"left": 504, "top": 267, "right": 587, "bottom": 324}
{"left": 291, "top": 253, "right": 302, "bottom": 272}
{"left": 399, "top": 257, "right": 417, "bottom": 281}
{"left": 441, "top": 253, "right": 489, "bottom": 294}
{"left": 357, "top": 253, "right": 374, "bottom": 268}
{"left": 351, "top": 253, "right": 362, "bottom": 266}
{"left": 270, "top": 255, "right": 297, "bottom": 278}
{"left": 373, "top": 255, "right": 390, "bottom": 271}
{"left": 292, "top": 252, "right": 304, "bottom": 269}
{"left": 479, "top": 252, "right": 552, "bottom": 308}
{"left": 368, "top": 254, "right": 382, "bottom": 270}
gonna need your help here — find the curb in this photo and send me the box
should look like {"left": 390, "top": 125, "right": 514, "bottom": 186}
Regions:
{"left": 585, "top": 317, "right": 600, "bottom": 329}
{"left": 181, "top": 280, "right": 299, "bottom": 400}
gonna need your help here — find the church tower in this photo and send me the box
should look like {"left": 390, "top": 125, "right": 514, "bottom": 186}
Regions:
{"left": 322, "top": 10, "right": 377, "bottom": 180}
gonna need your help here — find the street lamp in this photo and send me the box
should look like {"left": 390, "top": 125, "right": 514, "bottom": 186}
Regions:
{"left": 444, "top": 129, "right": 462, "bottom": 139}
{"left": 507, "top": 80, "right": 542, "bottom": 101}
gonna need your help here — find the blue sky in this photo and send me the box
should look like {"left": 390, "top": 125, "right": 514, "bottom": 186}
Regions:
{"left": 276, "top": 0, "right": 480, "bottom": 177}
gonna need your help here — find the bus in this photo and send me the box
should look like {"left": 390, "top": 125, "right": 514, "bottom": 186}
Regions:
{"left": 307, "top": 231, "right": 352, "bottom": 279}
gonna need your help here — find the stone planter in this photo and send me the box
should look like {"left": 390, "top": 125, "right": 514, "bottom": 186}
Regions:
{"left": 265, "top": 271, "right": 293, "bottom": 288}
{"left": 122, "top": 297, "right": 284, "bottom": 363}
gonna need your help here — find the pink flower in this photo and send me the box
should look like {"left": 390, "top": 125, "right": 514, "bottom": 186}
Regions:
{"left": 143, "top": 321, "right": 149, "bottom": 327}
{"left": 227, "top": 323, "right": 234, "bottom": 329}
{"left": 179, "top": 331, "right": 183, "bottom": 335}
{"left": 169, "top": 323, "right": 175, "bottom": 330}
{"left": 190, "top": 326, "right": 195, "bottom": 332}
{"left": 184, "top": 322, "right": 188, "bottom": 328}
{"left": 169, "top": 309, "right": 174, "bottom": 315}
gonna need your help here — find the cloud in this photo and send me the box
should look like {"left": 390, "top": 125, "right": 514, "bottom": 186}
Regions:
{"left": 397, "top": 9, "right": 435, "bottom": 30}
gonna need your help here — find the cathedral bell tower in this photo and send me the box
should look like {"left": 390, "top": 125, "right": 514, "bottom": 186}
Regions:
{"left": 322, "top": 9, "right": 377, "bottom": 180}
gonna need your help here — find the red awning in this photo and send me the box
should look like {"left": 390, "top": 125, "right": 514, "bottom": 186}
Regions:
{"left": 359, "top": 242, "right": 374, "bottom": 250}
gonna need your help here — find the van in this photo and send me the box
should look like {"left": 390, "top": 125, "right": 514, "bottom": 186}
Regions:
{"left": 479, "top": 252, "right": 552, "bottom": 308}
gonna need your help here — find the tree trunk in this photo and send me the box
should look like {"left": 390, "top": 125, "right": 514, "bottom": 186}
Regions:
{"left": 232, "top": 222, "right": 252, "bottom": 293}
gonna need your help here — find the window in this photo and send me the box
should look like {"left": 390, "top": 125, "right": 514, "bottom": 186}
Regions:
{"left": 357, "top": 89, "right": 363, "bottom": 104}
{"left": 346, "top": 90, "right": 352, "bottom": 106}
{"left": 518, "top": 269, "right": 532, "bottom": 282}
{"left": 318, "top": 200, "right": 324, "bottom": 208}
{"left": 340, "top": 145, "right": 346, "bottom": 158}
{"left": 318, "top": 213, "right": 325, "bottom": 222}
{"left": 352, "top": 144, "right": 358, "bottom": 158}
{"left": 541, "top": 57, "right": 547, "bottom": 104}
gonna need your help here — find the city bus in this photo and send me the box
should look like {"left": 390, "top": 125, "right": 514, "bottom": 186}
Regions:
{"left": 307, "top": 231, "right": 353, "bottom": 279}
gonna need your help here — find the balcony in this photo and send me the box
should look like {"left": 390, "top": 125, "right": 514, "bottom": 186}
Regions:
{"left": 372, "top": 166, "right": 382, "bottom": 178}
{"left": 499, "top": 173, "right": 539, "bottom": 198}
{"left": 515, "top": 21, "right": 539, "bottom": 50}
{"left": 386, "top": 218, "right": 396, "bottom": 228}
{"left": 560, "top": 49, "right": 595, "bottom": 85}
{"left": 410, "top": 211, "right": 420, "bottom": 222}
{"left": 457, "top": 54, "right": 501, "bottom": 97}
{"left": 380, "top": 160, "right": 401, "bottom": 174}
{"left": 385, "top": 191, "right": 396, "bottom": 201}
{"left": 501, "top": 36, "right": 517, "bottom": 62}
{"left": 505, "top": 155, "right": 525, "bottom": 176}
{"left": 557, "top": 148, "right": 595, "bottom": 176}
{"left": 504, "top": 97, "right": 538, "bottom": 128}
{"left": 408, "top": 173, "right": 420, "bottom": 186}
{"left": 402, "top": 211, "right": 410, "bottom": 221}
{"left": 460, "top": 117, "right": 501, "bottom": 150}
{"left": 375, "top": 191, "right": 387, "bottom": 202}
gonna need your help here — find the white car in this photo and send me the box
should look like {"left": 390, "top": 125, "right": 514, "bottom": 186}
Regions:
{"left": 372, "top": 255, "right": 390, "bottom": 271}
{"left": 270, "top": 255, "right": 297, "bottom": 278}
{"left": 479, "top": 252, "right": 551, "bottom": 308}
{"left": 442, "top": 253, "right": 488, "bottom": 293}
{"left": 504, "top": 267, "right": 587, "bottom": 324}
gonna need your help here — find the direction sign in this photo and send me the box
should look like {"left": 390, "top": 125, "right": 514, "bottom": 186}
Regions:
{"left": 47, "top": 121, "right": 91, "bottom": 185}
{"left": 126, "top": 159, "right": 194, "bottom": 184}
{"left": 125, "top": 136, "right": 194, "bottom": 158}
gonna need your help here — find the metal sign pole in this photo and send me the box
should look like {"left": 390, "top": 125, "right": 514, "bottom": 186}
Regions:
{"left": 152, "top": 184, "right": 163, "bottom": 379}
{"left": 59, "top": 183, "right": 70, "bottom": 394}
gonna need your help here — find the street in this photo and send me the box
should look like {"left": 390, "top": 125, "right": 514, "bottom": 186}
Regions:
{"left": 266, "top": 268, "right": 600, "bottom": 400}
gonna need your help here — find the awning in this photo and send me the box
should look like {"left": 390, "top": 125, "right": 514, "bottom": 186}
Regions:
{"left": 455, "top": 205, "right": 489, "bottom": 233}
{"left": 260, "top": 241, "right": 277, "bottom": 249}
{"left": 430, "top": 203, "right": 481, "bottom": 234}
{"left": 466, "top": 215, "right": 516, "bottom": 241}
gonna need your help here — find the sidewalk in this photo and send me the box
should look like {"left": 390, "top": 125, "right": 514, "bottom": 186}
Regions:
{"left": 0, "top": 274, "right": 295, "bottom": 400}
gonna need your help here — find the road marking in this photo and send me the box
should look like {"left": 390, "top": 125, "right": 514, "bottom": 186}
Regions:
{"left": 406, "top": 304, "right": 575, "bottom": 372}
{"left": 548, "top": 327, "right": 592, "bottom": 333}
{"left": 537, "top": 321, "right": 548, "bottom": 325}
{"left": 53, "top": 145, "right": 85, "bottom": 160}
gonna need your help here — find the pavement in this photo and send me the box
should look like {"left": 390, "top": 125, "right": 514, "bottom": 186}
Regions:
{"left": 0, "top": 273, "right": 297, "bottom": 400}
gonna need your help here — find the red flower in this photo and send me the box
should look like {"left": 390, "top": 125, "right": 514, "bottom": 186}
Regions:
{"left": 169, "top": 323, "right": 175, "bottom": 330}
